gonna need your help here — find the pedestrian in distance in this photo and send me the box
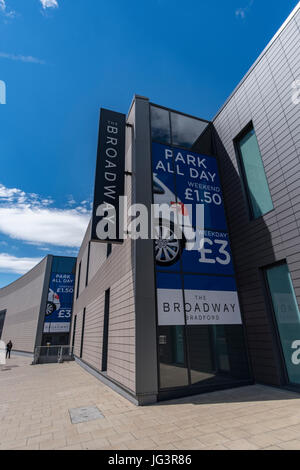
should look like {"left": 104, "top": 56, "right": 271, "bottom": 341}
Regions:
{"left": 6, "top": 340, "right": 13, "bottom": 359}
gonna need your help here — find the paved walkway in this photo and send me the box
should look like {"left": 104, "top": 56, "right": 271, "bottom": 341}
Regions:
{"left": 1, "top": 355, "right": 300, "bottom": 450}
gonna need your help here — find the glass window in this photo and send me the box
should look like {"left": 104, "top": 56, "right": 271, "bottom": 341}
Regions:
{"left": 237, "top": 126, "right": 273, "bottom": 219}
{"left": 187, "top": 324, "right": 250, "bottom": 386}
{"left": 156, "top": 271, "right": 189, "bottom": 388}
{"left": 52, "top": 256, "right": 76, "bottom": 274}
{"left": 265, "top": 263, "right": 300, "bottom": 385}
{"left": 150, "top": 105, "right": 213, "bottom": 153}
{"left": 171, "top": 112, "right": 208, "bottom": 149}
{"left": 150, "top": 106, "right": 171, "bottom": 144}
{"left": 188, "top": 326, "right": 216, "bottom": 385}
{"left": 158, "top": 325, "right": 189, "bottom": 388}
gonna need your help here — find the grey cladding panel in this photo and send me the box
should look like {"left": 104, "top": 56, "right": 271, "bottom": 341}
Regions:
{"left": 213, "top": 8, "right": 300, "bottom": 387}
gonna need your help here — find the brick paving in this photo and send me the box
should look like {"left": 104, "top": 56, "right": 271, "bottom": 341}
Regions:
{"left": 1, "top": 355, "right": 300, "bottom": 450}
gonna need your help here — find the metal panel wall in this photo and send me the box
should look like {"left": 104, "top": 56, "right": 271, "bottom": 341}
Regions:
{"left": 0, "top": 257, "right": 48, "bottom": 353}
{"left": 71, "top": 102, "right": 136, "bottom": 393}
{"left": 213, "top": 6, "right": 300, "bottom": 385}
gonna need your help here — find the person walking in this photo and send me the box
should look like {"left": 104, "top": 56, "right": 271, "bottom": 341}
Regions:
{"left": 6, "top": 340, "right": 12, "bottom": 359}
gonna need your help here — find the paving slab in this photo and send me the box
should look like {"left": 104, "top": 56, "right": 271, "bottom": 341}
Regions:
{"left": 69, "top": 406, "right": 104, "bottom": 424}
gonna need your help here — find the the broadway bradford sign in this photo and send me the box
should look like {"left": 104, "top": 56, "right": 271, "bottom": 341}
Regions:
{"left": 91, "top": 108, "right": 126, "bottom": 243}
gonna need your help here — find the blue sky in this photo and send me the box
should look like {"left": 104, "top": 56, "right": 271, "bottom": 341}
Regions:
{"left": 0, "top": 0, "right": 298, "bottom": 287}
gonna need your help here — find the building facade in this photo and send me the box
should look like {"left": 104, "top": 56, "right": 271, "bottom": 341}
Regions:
{"left": 0, "top": 255, "right": 76, "bottom": 356}
{"left": 0, "top": 3, "right": 298, "bottom": 405}
{"left": 71, "top": 3, "right": 300, "bottom": 404}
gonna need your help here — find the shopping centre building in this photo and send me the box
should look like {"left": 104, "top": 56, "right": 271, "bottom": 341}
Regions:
{"left": 0, "top": 255, "right": 76, "bottom": 357}
{"left": 1, "top": 3, "right": 299, "bottom": 404}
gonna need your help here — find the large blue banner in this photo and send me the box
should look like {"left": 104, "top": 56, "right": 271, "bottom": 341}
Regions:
{"left": 152, "top": 142, "right": 242, "bottom": 326}
{"left": 44, "top": 273, "right": 75, "bottom": 333}
{"left": 152, "top": 142, "right": 228, "bottom": 231}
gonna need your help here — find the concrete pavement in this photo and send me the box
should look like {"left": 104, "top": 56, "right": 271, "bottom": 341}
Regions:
{"left": 1, "top": 355, "right": 300, "bottom": 450}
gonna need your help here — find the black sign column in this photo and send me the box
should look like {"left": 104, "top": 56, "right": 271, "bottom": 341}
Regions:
{"left": 91, "top": 108, "right": 126, "bottom": 243}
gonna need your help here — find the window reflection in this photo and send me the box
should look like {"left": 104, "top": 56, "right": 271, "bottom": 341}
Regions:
{"left": 236, "top": 125, "right": 273, "bottom": 219}
{"left": 52, "top": 256, "right": 76, "bottom": 274}
{"left": 171, "top": 112, "right": 208, "bottom": 148}
{"left": 150, "top": 105, "right": 213, "bottom": 154}
{"left": 158, "top": 325, "right": 189, "bottom": 388}
{"left": 266, "top": 262, "right": 300, "bottom": 385}
{"left": 187, "top": 325, "right": 250, "bottom": 386}
{"left": 150, "top": 106, "right": 171, "bottom": 144}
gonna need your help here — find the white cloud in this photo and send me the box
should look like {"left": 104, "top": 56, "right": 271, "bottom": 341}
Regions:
{"left": 1, "top": 0, "right": 59, "bottom": 18}
{"left": 235, "top": 0, "right": 254, "bottom": 19}
{"left": 0, "top": 183, "right": 90, "bottom": 248}
{"left": 235, "top": 8, "right": 246, "bottom": 19}
{"left": 0, "top": 207, "right": 90, "bottom": 247}
{"left": 0, "top": 52, "right": 45, "bottom": 64}
{"left": 0, "top": 0, "right": 16, "bottom": 18}
{"left": 40, "top": 0, "right": 58, "bottom": 9}
{"left": 0, "top": 253, "right": 43, "bottom": 275}
{"left": 66, "top": 195, "right": 77, "bottom": 207}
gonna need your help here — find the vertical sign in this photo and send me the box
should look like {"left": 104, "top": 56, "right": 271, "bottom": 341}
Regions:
{"left": 91, "top": 108, "right": 126, "bottom": 243}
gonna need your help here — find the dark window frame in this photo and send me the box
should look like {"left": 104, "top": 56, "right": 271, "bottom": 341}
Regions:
{"left": 71, "top": 315, "right": 77, "bottom": 351}
{"left": 106, "top": 243, "right": 112, "bottom": 258}
{"left": 76, "top": 261, "right": 81, "bottom": 299}
{"left": 102, "top": 289, "right": 110, "bottom": 372}
{"left": 85, "top": 243, "right": 91, "bottom": 287}
{"left": 80, "top": 308, "right": 86, "bottom": 359}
